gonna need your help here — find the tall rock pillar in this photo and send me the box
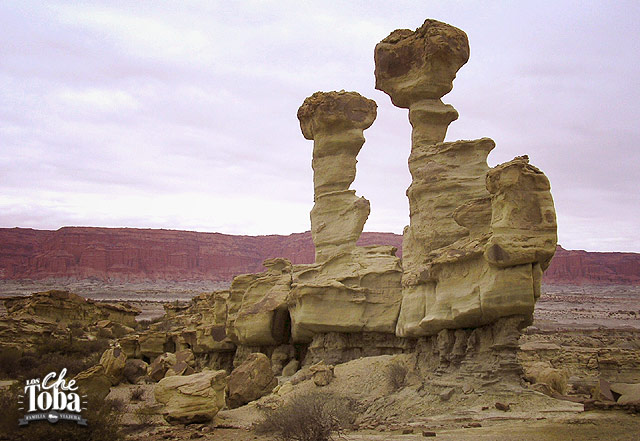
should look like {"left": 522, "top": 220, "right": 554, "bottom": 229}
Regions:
{"left": 375, "top": 20, "right": 557, "bottom": 337}
{"left": 297, "top": 91, "right": 377, "bottom": 262}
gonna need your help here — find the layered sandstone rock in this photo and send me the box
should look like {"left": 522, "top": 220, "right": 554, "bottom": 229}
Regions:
{"left": 297, "top": 91, "right": 376, "bottom": 262}
{"left": 99, "top": 345, "right": 127, "bottom": 385}
{"left": 289, "top": 246, "right": 402, "bottom": 342}
{"left": 284, "top": 91, "right": 404, "bottom": 343}
{"left": 3, "top": 290, "right": 140, "bottom": 326}
{"left": 374, "top": 19, "right": 557, "bottom": 336}
{"left": 73, "top": 365, "right": 112, "bottom": 401}
{"left": 154, "top": 369, "right": 227, "bottom": 424}
{"left": 227, "top": 258, "right": 292, "bottom": 346}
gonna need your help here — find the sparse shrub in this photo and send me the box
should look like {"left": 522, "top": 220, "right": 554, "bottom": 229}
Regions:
{"left": 254, "top": 392, "right": 355, "bottom": 441}
{"left": 68, "top": 321, "right": 85, "bottom": 338}
{"left": 385, "top": 362, "right": 408, "bottom": 391}
{"left": 0, "top": 337, "right": 110, "bottom": 381}
{"left": 129, "top": 386, "right": 145, "bottom": 401}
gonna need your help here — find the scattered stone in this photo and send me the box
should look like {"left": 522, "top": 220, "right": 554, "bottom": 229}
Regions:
{"left": 598, "top": 379, "right": 616, "bottom": 402}
{"left": 495, "top": 402, "right": 510, "bottom": 411}
{"left": 310, "top": 362, "right": 335, "bottom": 387}
{"left": 99, "top": 345, "right": 127, "bottom": 385}
{"left": 439, "top": 388, "right": 455, "bottom": 401}
{"left": 462, "top": 384, "right": 474, "bottom": 394}
{"left": 610, "top": 382, "right": 640, "bottom": 404}
{"left": 149, "top": 352, "right": 178, "bottom": 382}
{"left": 422, "top": 431, "right": 436, "bottom": 437}
{"left": 281, "top": 359, "right": 299, "bottom": 377}
{"left": 402, "top": 428, "right": 413, "bottom": 434}
{"left": 123, "top": 359, "right": 149, "bottom": 384}
{"left": 228, "top": 353, "right": 277, "bottom": 408}
{"left": 154, "top": 370, "right": 227, "bottom": 424}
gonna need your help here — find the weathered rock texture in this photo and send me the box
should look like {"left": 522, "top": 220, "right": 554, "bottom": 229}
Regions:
{"left": 154, "top": 369, "right": 227, "bottom": 424}
{"left": 297, "top": 91, "right": 376, "bottom": 262}
{"left": 3, "top": 290, "right": 139, "bottom": 327}
{"left": 374, "top": 19, "right": 557, "bottom": 337}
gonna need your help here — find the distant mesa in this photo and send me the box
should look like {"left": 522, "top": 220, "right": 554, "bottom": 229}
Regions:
{"left": 0, "top": 227, "right": 638, "bottom": 286}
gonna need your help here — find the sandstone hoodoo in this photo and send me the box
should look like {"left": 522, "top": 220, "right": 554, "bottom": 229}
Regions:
{"left": 374, "top": 19, "right": 557, "bottom": 338}
{"left": 109, "top": 19, "right": 559, "bottom": 383}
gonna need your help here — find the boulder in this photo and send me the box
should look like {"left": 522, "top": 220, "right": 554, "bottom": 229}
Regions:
{"left": 99, "top": 345, "right": 127, "bottom": 386}
{"left": 374, "top": 20, "right": 557, "bottom": 337}
{"left": 154, "top": 370, "right": 227, "bottom": 424}
{"left": 610, "top": 382, "right": 640, "bottom": 404}
{"left": 149, "top": 352, "right": 177, "bottom": 382}
{"left": 310, "top": 362, "right": 334, "bottom": 387}
{"left": 523, "top": 361, "right": 567, "bottom": 395}
{"left": 123, "top": 359, "right": 149, "bottom": 384}
{"left": 228, "top": 352, "right": 277, "bottom": 408}
{"left": 165, "top": 361, "right": 195, "bottom": 378}
{"left": 281, "top": 359, "right": 300, "bottom": 377}
{"left": 73, "top": 365, "right": 111, "bottom": 401}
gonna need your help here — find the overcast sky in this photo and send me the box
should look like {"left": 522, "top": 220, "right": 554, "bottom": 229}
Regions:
{"left": 1, "top": 1, "right": 639, "bottom": 252}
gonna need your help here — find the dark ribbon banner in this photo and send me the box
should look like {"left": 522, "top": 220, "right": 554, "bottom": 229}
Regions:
{"left": 19, "top": 411, "right": 87, "bottom": 426}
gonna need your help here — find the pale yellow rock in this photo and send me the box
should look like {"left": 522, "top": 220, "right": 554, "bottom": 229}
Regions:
{"left": 99, "top": 345, "right": 127, "bottom": 386}
{"left": 226, "top": 273, "right": 261, "bottom": 342}
{"left": 233, "top": 258, "right": 293, "bottom": 346}
{"left": 3, "top": 290, "right": 139, "bottom": 326}
{"left": 73, "top": 365, "right": 111, "bottom": 401}
{"left": 297, "top": 90, "right": 376, "bottom": 262}
{"left": 375, "top": 20, "right": 558, "bottom": 337}
{"left": 139, "top": 331, "right": 168, "bottom": 360}
{"left": 154, "top": 369, "right": 227, "bottom": 424}
{"left": 485, "top": 156, "right": 557, "bottom": 270}
{"left": 289, "top": 246, "right": 402, "bottom": 342}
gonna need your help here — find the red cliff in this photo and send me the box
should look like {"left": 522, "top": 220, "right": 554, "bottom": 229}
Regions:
{"left": 0, "top": 227, "right": 637, "bottom": 285}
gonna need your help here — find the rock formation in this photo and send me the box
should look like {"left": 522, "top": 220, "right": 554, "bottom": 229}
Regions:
{"left": 109, "top": 19, "right": 559, "bottom": 382}
{"left": 3, "top": 290, "right": 140, "bottom": 327}
{"left": 297, "top": 91, "right": 376, "bottom": 262}
{"left": 374, "top": 19, "right": 557, "bottom": 337}
{"left": 227, "top": 352, "right": 277, "bottom": 408}
{"left": 154, "top": 369, "right": 227, "bottom": 424}
{"left": 2, "top": 227, "right": 637, "bottom": 285}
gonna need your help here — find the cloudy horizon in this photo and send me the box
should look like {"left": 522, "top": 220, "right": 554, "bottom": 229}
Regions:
{"left": 1, "top": 1, "right": 639, "bottom": 252}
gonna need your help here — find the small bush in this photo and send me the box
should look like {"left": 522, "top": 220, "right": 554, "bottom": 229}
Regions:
{"left": 129, "top": 387, "right": 145, "bottom": 401}
{"left": 255, "top": 392, "right": 355, "bottom": 441}
{"left": 385, "top": 362, "right": 408, "bottom": 391}
{"left": 0, "top": 337, "right": 110, "bottom": 381}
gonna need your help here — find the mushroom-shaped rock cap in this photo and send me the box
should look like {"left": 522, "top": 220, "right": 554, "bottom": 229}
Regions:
{"left": 374, "top": 19, "right": 469, "bottom": 108}
{"left": 297, "top": 90, "right": 377, "bottom": 140}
